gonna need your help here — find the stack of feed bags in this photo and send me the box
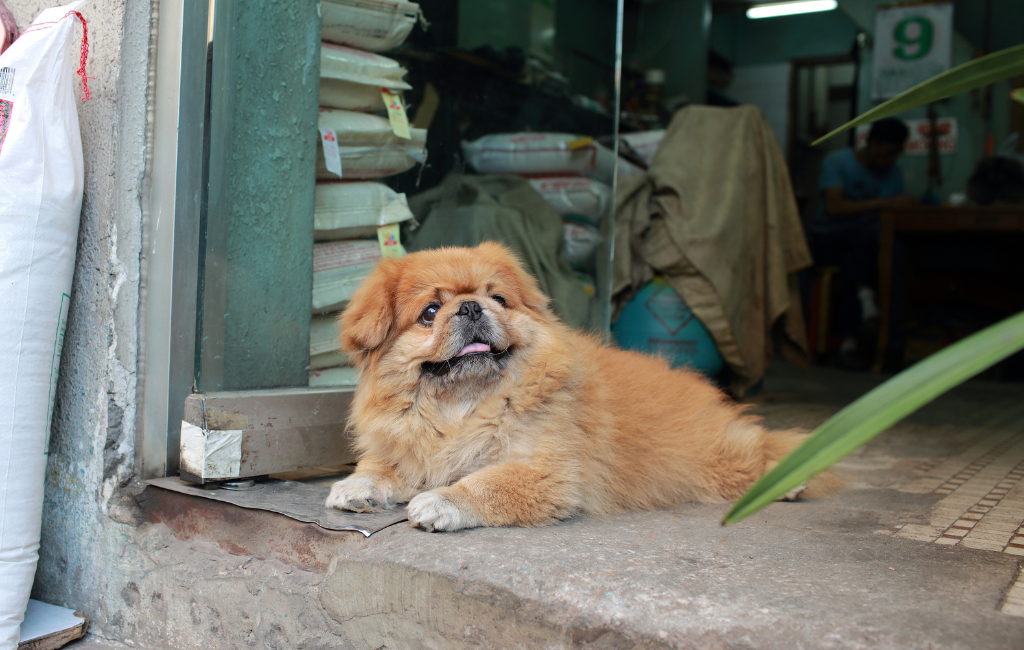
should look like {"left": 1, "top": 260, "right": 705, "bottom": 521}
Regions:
{"left": 312, "top": 5, "right": 423, "bottom": 387}
{"left": 460, "top": 133, "right": 619, "bottom": 275}
{"left": 526, "top": 176, "right": 608, "bottom": 274}
{"left": 459, "top": 133, "right": 648, "bottom": 274}
{"left": 309, "top": 238, "right": 384, "bottom": 387}
{"left": 309, "top": 240, "right": 378, "bottom": 386}
{"left": 309, "top": 182, "right": 412, "bottom": 384}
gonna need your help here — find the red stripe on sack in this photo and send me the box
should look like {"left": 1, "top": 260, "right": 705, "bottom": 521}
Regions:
{"left": 21, "top": 11, "right": 90, "bottom": 100}
{"left": 71, "top": 11, "right": 90, "bottom": 100}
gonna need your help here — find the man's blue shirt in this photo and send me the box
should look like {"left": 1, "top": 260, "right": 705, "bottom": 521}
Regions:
{"left": 813, "top": 148, "right": 904, "bottom": 233}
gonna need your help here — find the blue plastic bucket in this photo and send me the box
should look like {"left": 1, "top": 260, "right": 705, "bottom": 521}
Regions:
{"left": 611, "top": 277, "right": 725, "bottom": 378}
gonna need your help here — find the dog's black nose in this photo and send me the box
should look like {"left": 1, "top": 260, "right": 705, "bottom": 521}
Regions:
{"left": 457, "top": 300, "right": 483, "bottom": 321}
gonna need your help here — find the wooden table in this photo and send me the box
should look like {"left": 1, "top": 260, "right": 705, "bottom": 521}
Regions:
{"left": 875, "top": 206, "right": 1024, "bottom": 372}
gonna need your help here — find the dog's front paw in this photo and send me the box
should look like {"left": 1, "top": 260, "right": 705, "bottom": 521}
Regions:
{"left": 325, "top": 476, "right": 393, "bottom": 512}
{"left": 778, "top": 483, "right": 807, "bottom": 502}
{"left": 407, "top": 490, "right": 482, "bottom": 532}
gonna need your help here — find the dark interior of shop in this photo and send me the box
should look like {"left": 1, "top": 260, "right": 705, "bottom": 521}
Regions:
{"left": 191, "top": 0, "right": 1024, "bottom": 396}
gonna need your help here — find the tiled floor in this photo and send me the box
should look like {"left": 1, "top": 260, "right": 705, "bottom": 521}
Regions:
{"left": 753, "top": 362, "right": 1024, "bottom": 619}
{"left": 889, "top": 424, "right": 1024, "bottom": 617}
{"left": 894, "top": 429, "right": 1024, "bottom": 554}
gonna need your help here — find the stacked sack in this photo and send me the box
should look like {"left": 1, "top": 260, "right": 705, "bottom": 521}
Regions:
{"left": 316, "top": 108, "right": 426, "bottom": 180}
{"left": 461, "top": 133, "right": 641, "bottom": 288}
{"left": 619, "top": 130, "right": 665, "bottom": 168}
{"left": 311, "top": 0, "right": 425, "bottom": 387}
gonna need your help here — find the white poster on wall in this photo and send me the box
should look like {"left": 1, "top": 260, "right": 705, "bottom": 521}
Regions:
{"left": 855, "top": 117, "right": 958, "bottom": 155}
{"left": 872, "top": 2, "right": 953, "bottom": 100}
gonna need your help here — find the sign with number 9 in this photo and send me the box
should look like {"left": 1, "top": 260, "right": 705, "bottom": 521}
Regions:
{"left": 872, "top": 3, "right": 952, "bottom": 100}
{"left": 894, "top": 17, "right": 934, "bottom": 61}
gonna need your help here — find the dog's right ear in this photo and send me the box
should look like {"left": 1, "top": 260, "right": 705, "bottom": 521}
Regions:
{"left": 338, "top": 259, "right": 398, "bottom": 359}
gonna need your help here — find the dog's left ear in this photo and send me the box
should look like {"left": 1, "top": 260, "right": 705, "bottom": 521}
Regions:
{"left": 339, "top": 259, "right": 398, "bottom": 359}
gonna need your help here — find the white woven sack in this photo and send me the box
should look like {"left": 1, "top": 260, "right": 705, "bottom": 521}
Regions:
{"left": 310, "top": 314, "right": 345, "bottom": 358}
{"left": 562, "top": 220, "right": 603, "bottom": 270}
{"left": 309, "top": 313, "right": 353, "bottom": 371}
{"left": 319, "top": 108, "right": 398, "bottom": 146}
{"left": 314, "top": 182, "right": 412, "bottom": 241}
{"left": 0, "top": 2, "right": 87, "bottom": 648}
{"left": 620, "top": 130, "right": 665, "bottom": 166}
{"left": 312, "top": 240, "right": 382, "bottom": 313}
{"left": 319, "top": 78, "right": 389, "bottom": 112}
{"left": 308, "top": 365, "right": 359, "bottom": 387}
{"left": 319, "top": 43, "right": 410, "bottom": 111}
{"left": 315, "top": 143, "right": 426, "bottom": 180}
{"left": 315, "top": 109, "right": 427, "bottom": 180}
{"left": 461, "top": 133, "right": 598, "bottom": 176}
{"left": 593, "top": 142, "right": 644, "bottom": 185}
{"left": 527, "top": 176, "right": 610, "bottom": 222}
{"left": 322, "top": 0, "right": 421, "bottom": 52}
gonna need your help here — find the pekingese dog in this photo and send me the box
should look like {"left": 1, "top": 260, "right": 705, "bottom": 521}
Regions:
{"left": 326, "top": 242, "right": 823, "bottom": 531}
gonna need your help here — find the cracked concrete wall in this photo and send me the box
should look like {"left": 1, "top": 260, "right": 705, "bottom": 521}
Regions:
{"left": 7, "top": 0, "right": 152, "bottom": 637}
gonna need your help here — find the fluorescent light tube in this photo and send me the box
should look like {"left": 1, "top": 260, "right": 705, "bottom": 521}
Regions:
{"left": 747, "top": 0, "right": 838, "bottom": 19}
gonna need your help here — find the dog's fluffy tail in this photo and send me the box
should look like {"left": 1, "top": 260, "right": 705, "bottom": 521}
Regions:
{"left": 762, "top": 429, "right": 843, "bottom": 498}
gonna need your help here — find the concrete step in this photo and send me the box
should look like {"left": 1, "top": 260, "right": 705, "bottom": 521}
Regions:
{"left": 99, "top": 364, "right": 1024, "bottom": 649}
{"left": 133, "top": 481, "right": 1024, "bottom": 649}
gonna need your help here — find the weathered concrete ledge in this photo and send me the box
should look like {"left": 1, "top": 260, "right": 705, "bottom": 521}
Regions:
{"left": 120, "top": 481, "right": 1024, "bottom": 650}
{"left": 87, "top": 367, "right": 1024, "bottom": 649}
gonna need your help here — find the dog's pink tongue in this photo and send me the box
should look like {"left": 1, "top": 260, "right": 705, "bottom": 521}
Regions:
{"left": 456, "top": 342, "right": 491, "bottom": 357}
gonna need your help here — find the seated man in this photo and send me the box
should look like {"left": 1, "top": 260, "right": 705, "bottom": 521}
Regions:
{"left": 810, "top": 118, "right": 914, "bottom": 368}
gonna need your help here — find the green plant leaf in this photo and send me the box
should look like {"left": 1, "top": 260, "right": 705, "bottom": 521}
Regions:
{"left": 812, "top": 43, "right": 1024, "bottom": 146}
{"left": 1012, "top": 88, "right": 1024, "bottom": 104}
{"left": 722, "top": 310, "right": 1024, "bottom": 526}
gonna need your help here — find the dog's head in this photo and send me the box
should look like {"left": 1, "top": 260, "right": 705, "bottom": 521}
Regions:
{"left": 339, "top": 242, "right": 553, "bottom": 392}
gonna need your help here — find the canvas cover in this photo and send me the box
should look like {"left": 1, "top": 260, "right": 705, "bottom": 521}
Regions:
{"left": 614, "top": 105, "right": 811, "bottom": 395}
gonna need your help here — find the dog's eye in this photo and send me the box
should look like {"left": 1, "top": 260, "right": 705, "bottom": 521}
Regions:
{"left": 491, "top": 294, "right": 507, "bottom": 307}
{"left": 419, "top": 303, "right": 440, "bottom": 324}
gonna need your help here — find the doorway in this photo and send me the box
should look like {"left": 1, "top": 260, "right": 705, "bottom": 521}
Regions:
{"left": 788, "top": 55, "right": 857, "bottom": 229}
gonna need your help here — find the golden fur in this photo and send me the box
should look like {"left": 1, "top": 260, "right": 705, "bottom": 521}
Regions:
{"left": 326, "top": 242, "right": 824, "bottom": 531}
